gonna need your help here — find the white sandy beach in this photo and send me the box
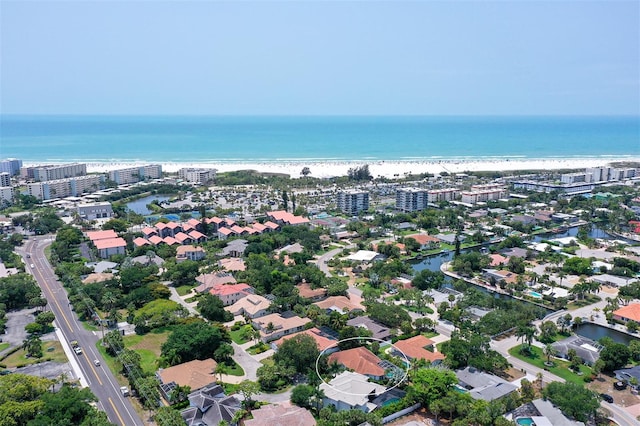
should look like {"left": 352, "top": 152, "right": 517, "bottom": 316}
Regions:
{"left": 25, "top": 157, "right": 640, "bottom": 180}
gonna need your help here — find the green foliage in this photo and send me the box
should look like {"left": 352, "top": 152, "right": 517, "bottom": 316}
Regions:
{"left": 134, "top": 299, "right": 188, "bottom": 332}
{"left": 408, "top": 367, "right": 457, "bottom": 406}
{"left": 0, "top": 374, "right": 110, "bottom": 426}
{"left": 273, "top": 334, "right": 319, "bottom": 374}
{"left": 160, "top": 321, "right": 229, "bottom": 367}
{"left": 163, "top": 260, "right": 200, "bottom": 287}
{"left": 440, "top": 331, "right": 509, "bottom": 375}
{"left": 411, "top": 269, "right": 445, "bottom": 291}
{"left": 102, "top": 218, "right": 129, "bottom": 233}
{"left": 155, "top": 406, "right": 186, "bottom": 426}
{"left": 451, "top": 252, "right": 490, "bottom": 276}
{"left": 0, "top": 273, "right": 42, "bottom": 311}
{"left": 366, "top": 302, "right": 411, "bottom": 328}
{"left": 197, "top": 294, "right": 233, "bottom": 323}
{"left": 317, "top": 408, "right": 382, "bottom": 426}
{"left": 598, "top": 340, "right": 631, "bottom": 371}
{"left": 562, "top": 257, "right": 593, "bottom": 276}
{"left": 347, "top": 164, "right": 372, "bottom": 181}
{"left": 543, "top": 381, "right": 599, "bottom": 422}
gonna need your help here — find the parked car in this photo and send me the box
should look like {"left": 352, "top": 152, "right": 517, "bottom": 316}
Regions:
{"left": 600, "top": 393, "right": 614, "bottom": 403}
{"left": 120, "top": 386, "right": 130, "bottom": 397}
{"left": 614, "top": 381, "right": 628, "bottom": 390}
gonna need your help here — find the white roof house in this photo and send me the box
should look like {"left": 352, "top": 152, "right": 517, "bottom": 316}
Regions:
{"left": 346, "top": 250, "right": 383, "bottom": 263}
{"left": 320, "top": 371, "right": 387, "bottom": 413}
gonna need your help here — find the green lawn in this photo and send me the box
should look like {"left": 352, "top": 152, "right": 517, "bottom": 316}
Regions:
{"left": 229, "top": 326, "right": 254, "bottom": 345}
{"left": 225, "top": 360, "right": 244, "bottom": 376}
{"left": 2, "top": 341, "right": 68, "bottom": 368}
{"left": 95, "top": 344, "right": 129, "bottom": 387}
{"left": 124, "top": 328, "right": 171, "bottom": 374}
{"left": 508, "top": 344, "right": 592, "bottom": 385}
{"left": 175, "top": 285, "right": 194, "bottom": 297}
{"left": 0, "top": 342, "right": 10, "bottom": 352}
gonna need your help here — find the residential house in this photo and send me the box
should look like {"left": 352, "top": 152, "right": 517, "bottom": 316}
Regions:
{"left": 483, "top": 269, "right": 519, "bottom": 285}
{"left": 174, "top": 232, "right": 194, "bottom": 245}
{"left": 613, "top": 303, "right": 640, "bottom": 323}
{"left": 551, "top": 335, "right": 601, "bottom": 366}
{"left": 133, "top": 237, "right": 150, "bottom": 248}
{"left": 181, "top": 384, "right": 241, "bottom": 426}
{"left": 131, "top": 253, "right": 164, "bottom": 267}
{"left": 392, "top": 335, "right": 445, "bottom": 365}
{"left": 94, "top": 238, "right": 127, "bottom": 259}
{"left": 296, "top": 282, "right": 327, "bottom": 302}
{"left": 507, "top": 398, "right": 586, "bottom": 426}
{"left": 271, "top": 327, "right": 338, "bottom": 354}
{"left": 225, "top": 294, "right": 271, "bottom": 319}
{"left": 252, "top": 312, "right": 311, "bottom": 342}
{"left": 220, "top": 239, "right": 248, "bottom": 257}
{"left": 157, "top": 358, "right": 218, "bottom": 402}
{"left": 456, "top": 366, "right": 517, "bottom": 402}
{"left": 218, "top": 258, "right": 246, "bottom": 272}
{"left": 406, "top": 234, "right": 441, "bottom": 251}
{"left": 86, "top": 229, "right": 118, "bottom": 242}
{"left": 176, "top": 245, "right": 206, "bottom": 262}
{"left": 245, "top": 402, "right": 316, "bottom": 426}
{"left": 614, "top": 366, "right": 640, "bottom": 389}
{"left": 314, "top": 296, "right": 363, "bottom": 314}
{"left": 346, "top": 250, "right": 384, "bottom": 263}
{"left": 489, "top": 254, "right": 509, "bottom": 267}
{"left": 195, "top": 272, "right": 237, "bottom": 293}
{"left": 320, "top": 371, "right": 387, "bottom": 413}
{"left": 189, "top": 230, "right": 207, "bottom": 243}
{"left": 218, "top": 227, "right": 235, "bottom": 240}
{"left": 327, "top": 347, "right": 386, "bottom": 380}
{"left": 346, "top": 316, "right": 391, "bottom": 341}
{"left": 209, "top": 283, "right": 254, "bottom": 306}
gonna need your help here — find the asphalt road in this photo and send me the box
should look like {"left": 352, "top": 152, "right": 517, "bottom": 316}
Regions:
{"left": 21, "top": 236, "right": 143, "bottom": 426}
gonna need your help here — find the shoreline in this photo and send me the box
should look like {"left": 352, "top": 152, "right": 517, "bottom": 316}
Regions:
{"left": 23, "top": 156, "right": 640, "bottom": 179}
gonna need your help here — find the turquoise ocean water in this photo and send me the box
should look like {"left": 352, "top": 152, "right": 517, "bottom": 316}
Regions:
{"left": 0, "top": 115, "right": 638, "bottom": 164}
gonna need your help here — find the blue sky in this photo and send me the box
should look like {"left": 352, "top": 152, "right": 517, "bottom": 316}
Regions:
{"left": 1, "top": 1, "right": 638, "bottom": 115}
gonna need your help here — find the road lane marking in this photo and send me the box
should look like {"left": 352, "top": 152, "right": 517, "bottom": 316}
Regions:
{"left": 31, "top": 262, "right": 75, "bottom": 332}
{"left": 87, "top": 358, "right": 103, "bottom": 386}
{"left": 109, "top": 397, "right": 126, "bottom": 426}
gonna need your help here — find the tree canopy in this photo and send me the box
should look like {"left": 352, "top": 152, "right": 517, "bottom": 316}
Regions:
{"left": 160, "top": 321, "right": 230, "bottom": 366}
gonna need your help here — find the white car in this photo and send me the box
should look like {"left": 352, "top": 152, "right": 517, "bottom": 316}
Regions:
{"left": 74, "top": 347, "right": 82, "bottom": 355}
{"left": 93, "top": 359, "right": 100, "bottom": 366}
{"left": 30, "top": 264, "right": 35, "bottom": 268}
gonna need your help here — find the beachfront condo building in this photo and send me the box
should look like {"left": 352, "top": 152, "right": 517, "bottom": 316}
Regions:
{"left": 27, "top": 175, "right": 103, "bottom": 200}
{"left": 396, "top": 187, "right": 428, "bottom": 212}
{"left": 0, "top": 187, "right": 14, "bottom": 205}
{"left": 31, "top": 163, "right": 87, "bottom": 182}
{"left": 427, "top": 188, "right": 460, "bottom": 203}
{"left": 461, "top": 185, "right": 507, "bottom": 205}
{"left": 0, "top": 173, "right": 10, "bottom": 188}
{"left": 337, "top": 190, "right": 370, "bottom": 215}
{"left": 108, "top": 164, "right": 163, "bottom": 184}
{"left": 0, "top": 159, "right": 23, "bottom": 176}
{"left": 178, "top": 168, "right": 217, "bottom": 184}
{"left": 562, "top": 166, "right": 637, "bottom": 184}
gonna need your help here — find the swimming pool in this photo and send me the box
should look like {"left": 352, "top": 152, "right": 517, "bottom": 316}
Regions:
{"left": 528, "top": 291, "right": 543, "bottom": 299}
{"left": 516, "top": 418, "right": 535, "bottom": 426}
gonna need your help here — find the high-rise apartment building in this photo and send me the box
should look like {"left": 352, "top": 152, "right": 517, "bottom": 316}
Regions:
{"left": 108, "top": 164, "right": 163, "bottom": 184}
{"left": 337, "top": 190, "right": 370, "bottom": 215}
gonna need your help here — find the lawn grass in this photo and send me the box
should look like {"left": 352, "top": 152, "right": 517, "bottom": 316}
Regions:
{"left": 225, "top": 360, "right": 244, "bottom": 376}
{"left": 95, "top": 344, "right": 129, "bottom": 387}
{"left": 124, "top": 328, "right": 170, "bottom": 374}
{"left": 0, "top": 343, "right": 10, "bottom": 352}
{"left": 508, "top": 344, "right": 592, "bottom": 386}
{"left": 229, "top": 327, "right": 251, "bottom": 345}
{"left": 3, "top": 341, "right": 68, "bottom": 368}
{"left": 175, "top": 285, "right": 194, "bottom": 297}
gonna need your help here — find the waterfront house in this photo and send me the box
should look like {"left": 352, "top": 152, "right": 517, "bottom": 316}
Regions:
{"left": 392, "top": 335, "right": 445, "bottom": 365}
{"left": 319, "top": 371, "right": 386, "bottom": 413}
{"left": 613, "top": 303, "right": 640, "bottom": 323}
{"left": 406, "top": 233, "right": 441, "bottom": 251}
{"left": 327, "top": 347, "right": 386, "bottom": 380}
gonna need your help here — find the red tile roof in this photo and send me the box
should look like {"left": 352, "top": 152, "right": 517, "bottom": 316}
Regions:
{"left": 142, "top": 227, "right": 157, "bottom": 236}
{"left": 613, "top": 303, "right": 640, "bottom": 322}
{"left": 264, "top": 221, "right": 280, "bottom": 230}
{"left": 174, "top": 232, "right": 192, "bottom": 243}
{"left": 393, "top": 335, "right": 445, "bottom": 363}
{"left": 94, "top": 237, "right": 127, "bottom": 250}
{"left": 218, "top": 228, "right": 234, "bottom": 236}
{"left": 133, "top": 237, "right": 150, "bottom": 247}
{"left": 189, "top": 230, "right": 206, "bottom": 240}
{"left": 273, "top": 327, "right": 337, "bottom": 352}
{"left": 163, "top": 236, "right": 179, "bottom": 245}
{"left": 406, "top": 234, "right": 441, "bottom": 245}
{"left": 210, "top": 283, "right": 253, "bottom": 297}
{"left": 328, "top": 347, "right": 385, "bottom": 377}
{"left": 86, "top": 230, "right": 118, "bottom": 241}
{"left": 166, "top": 221, "right": 181, "bottom": 229}
{"left": 149, "top": 235, "right": 164, "bottom": 245}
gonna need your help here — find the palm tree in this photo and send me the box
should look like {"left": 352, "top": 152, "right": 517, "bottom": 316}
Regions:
{"left": 543, "top": 344, "right": 556, "bottom": 365}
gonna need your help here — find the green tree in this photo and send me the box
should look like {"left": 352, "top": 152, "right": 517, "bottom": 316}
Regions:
{"left": 411, "top": 269, "right": 445, "bottom": 291}
{"left": 543, "top": 381, "right": 599, "bottom": 422}
{"left": 237, "top": 380, "right": 260, "bottom": 409}
{"left": 408, "top": 367, "right": 457, "bottom": 407}
{"left": 599, "top": 341, "right": 631, "bottom": 371}
{"left": 197, "top": 294, "right": 233, "bottom": 322}
{"left": 155, "top": 406, "right": 186, "bottom": 426}
{"left": 160, "top": 321, "right": 228, "bottom": 367}
{"left": 274, "top": 334, "right": 319, "bottom": 374}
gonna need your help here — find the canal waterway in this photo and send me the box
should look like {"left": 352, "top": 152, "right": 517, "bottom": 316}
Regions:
{"left": 575, "top": 323, "right": 638, "bottom": 345}
{"left": 125, "top": 195, "right": 171, "bottom": 215}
